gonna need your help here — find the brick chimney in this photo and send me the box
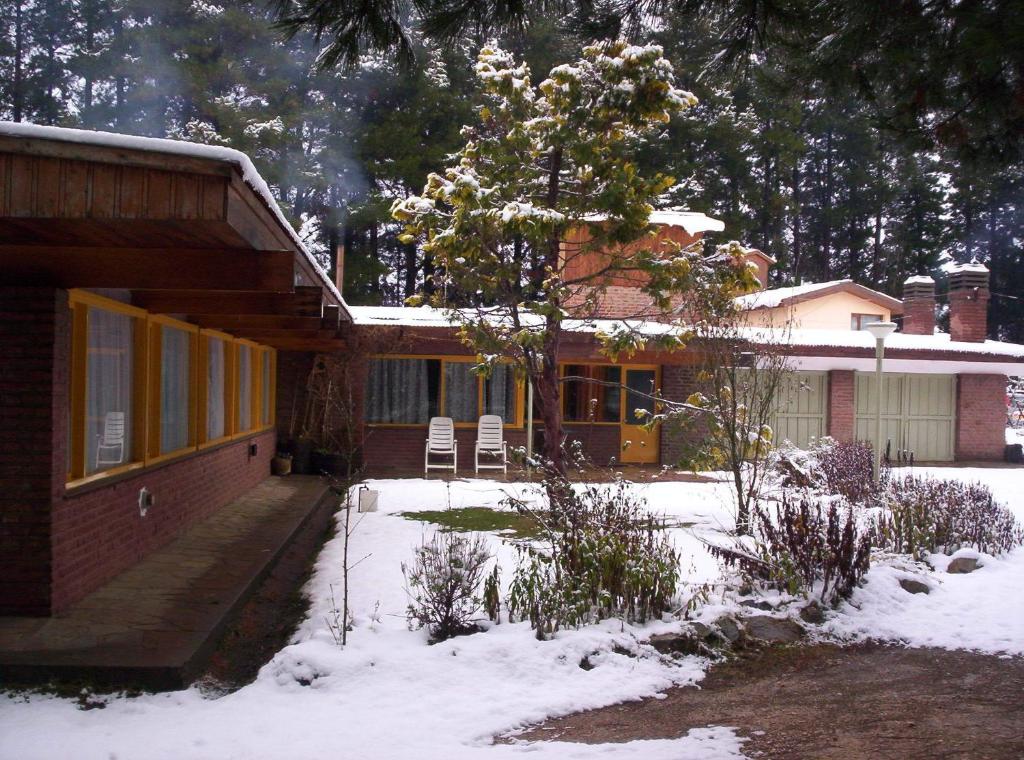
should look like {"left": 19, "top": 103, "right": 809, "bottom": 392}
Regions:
{"left": 947, "top": 262, "right": 990, "bottom": 343}
{"left": 901, "top": 275, "right": 936, "bottom": 335}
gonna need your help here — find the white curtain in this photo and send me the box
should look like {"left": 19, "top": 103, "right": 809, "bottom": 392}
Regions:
{"left": 261, "top": 351, "right": 272, "bottom": 425}
{"left": 445, "top": 363, "right": 478, "bottom": 422}
{"left": 365, "top": 358, "right": 436, "bottom": 423}
{"left": 85, "top": 307, "right": 134, "bottom": 474}
{"left": 484, "top": 365, "right": 517, "bottom": 422}
{"left": 206, "top": 337, "right": 225, "bottom": 440}
{"left": 160, "top": 326, "right": 191, "bottom": 454}
{"left": 237, "top": 345, "right": 252, "bottom": 431}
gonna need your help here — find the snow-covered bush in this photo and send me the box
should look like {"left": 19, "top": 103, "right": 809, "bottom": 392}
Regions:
{"left": 507, "top": 477, "right": 679, "bottom": 638}
{"left": 402, "top": 532, "right": 491, "bottom": 642}
{"left": 872, "top": 475, "right": 1024, "bottom": 557}
{"left": 710, "top": 494, "right": 872, "bottom": 605}
{"left": 810, "top": 438, "right": 884, "bottom": 503}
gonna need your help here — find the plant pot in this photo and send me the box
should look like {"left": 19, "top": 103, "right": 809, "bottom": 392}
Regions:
{"left": 311, "top": 451, "right": 347, "bottom": 478}
{"left": 291, "top": 438, "right": 314, "bottom": 474}
{"left": 271, "top": 456, "right": 293, "bottom": 476}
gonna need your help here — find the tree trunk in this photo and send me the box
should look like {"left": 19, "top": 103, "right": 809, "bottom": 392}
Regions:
{"left": 13, "top": 1, "right": 24, "bottom": 122}
{"left": 403, "top": 242, "right": 417, "bottom": 299}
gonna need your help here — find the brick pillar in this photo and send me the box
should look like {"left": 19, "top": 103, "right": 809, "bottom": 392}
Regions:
{"left": 0, "top": 287, "right": 67, "bottom": 615}
{"left": 948, "top": 263, "right": 990, "bottom": 343}
{"left": 827, "top": 370, "right": 855, "bottom": 442}
{"left": 659, "top": 364, "right": 706, "bottom": 466}
{"left": 955, "top": 374, "right": 1007, "bottom": 461}
{"left": 901, "top": 276, "right": 936, "bottom": 335}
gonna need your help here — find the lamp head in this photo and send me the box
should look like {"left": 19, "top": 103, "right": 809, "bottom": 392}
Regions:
{"left": 866, "top": 321, "right": 898, "bottom": 342}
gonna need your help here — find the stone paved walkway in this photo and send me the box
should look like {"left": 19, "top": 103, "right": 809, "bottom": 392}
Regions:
{"left": 0, "top": 475, "right": 335, "bottom": 689}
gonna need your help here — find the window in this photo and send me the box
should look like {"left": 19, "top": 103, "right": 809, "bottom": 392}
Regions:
{"left": 366, "top": 358, "right": 440, "bottom": 424}
{"left": 444, "top": 362, "right": 478, "bottom": 423}
{"left": 563, "top": 365, "right": 621, "bottom": 423}
{"left": 852, "top": 313, "right": 883, "bottom": 331}
{"left": 159, "top": 325, "right": 192, "bottom": 454}
{"left": 484, "top": 364, "right": 517, "bottom": 423}
{"left": 67, "top": 291, "right": 277, "bottom": 485}
{"left": 261, "top": 349, "right": 274, "bottom": 426}
{"left": 237, "top": 344, "right": 252, "bottom": 432}
{"left": 205, "top": 336, "right": 226, "bottom": 441}
{"left": 85, "top": 306, "right": 136, "bottom": 475}
{"left": 365, "top": 357, "right": 520, "bottom": 425}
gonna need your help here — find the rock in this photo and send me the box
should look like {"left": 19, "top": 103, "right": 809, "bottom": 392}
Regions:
{"left": 947, "top": 557, "right": 979, "bottom": 574}
{"left": 690, "top": 622, "right": 711, "bottom": 639}
{"left": 743, "top": 615, "right": 806, "bottom": 644}
{"left": 649, "top": 629, "right": 708, "bottom": 657}
{"left": 739, "top": 599, "right": 775, "bottom": 611}
{"left": 712, "top": 615, "right": 742, "bottom": 644}
{"left": 578, "top": 655, "right": 595, "bottom": 671}
{"left": 899, "top": 578, "right": 931, "bottom": 594}
{"left": 799, "top": 601, "right": 826, "bottom": 625}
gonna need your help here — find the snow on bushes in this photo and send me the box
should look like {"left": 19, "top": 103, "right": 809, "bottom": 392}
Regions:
{"left": 709, "top": 494, "right": 872, "bottom": 605}
{"left": 872, "top": 474, "right": 1024, "bottom": 557}
{"left": 506, "top": 477, "right": 679, "bottom": 638}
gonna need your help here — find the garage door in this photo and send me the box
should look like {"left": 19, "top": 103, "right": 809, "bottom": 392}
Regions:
{"left": 855, "top": 373, "right": 955, "bottom": 462}
{"left": 773, "top": 371, "right": 827, "bottom": 449}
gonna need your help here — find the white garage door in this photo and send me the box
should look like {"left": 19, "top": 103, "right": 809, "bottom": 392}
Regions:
{"left": 773, "top": 371, "right": 828, "bottom": 449}
{"left": 855, "top": 373, "right": 956, "bottom": 462}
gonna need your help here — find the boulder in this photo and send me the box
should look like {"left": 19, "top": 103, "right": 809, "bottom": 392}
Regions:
{"left": 898, "top": 578, "right": 931, "bottom": 594}
{"left": 799, "top": 601, "right": 826, "bottom": 625}
{"left": 743, "top": 615, "right": 806, "bottom": 644}
{"left": 713, "top": 616, "right": 742, "bottom": 644}
{"left": 739, "top": 599, "right": 775, "bottom": 612}
{"left": 649, "top": 631, "right": 707, "bottom": 657}
{"left": 947, "top": 557, "right": 979, "bottom": 574}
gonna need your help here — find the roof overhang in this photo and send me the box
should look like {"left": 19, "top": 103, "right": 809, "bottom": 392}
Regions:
{"left": 743, "top": 280, "right": 904, "bottom": 315}
{"left": 0, "top": 122, "right": 351, "bottom": 350}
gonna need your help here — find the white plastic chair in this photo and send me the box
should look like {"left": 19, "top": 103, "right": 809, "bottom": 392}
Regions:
{"left": 475, "top": 415, "right": 507, "bottom": 474}
{"left": 95, "top": 411, "right": 126, "bottom": 468}
{"left": 425, "top": 417, "right": 457, "bottom": 474}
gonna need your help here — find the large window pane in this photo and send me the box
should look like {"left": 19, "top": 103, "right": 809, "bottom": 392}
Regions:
{"left": 365, "top": 358, "right": 440, "bottom": 424}
{"left": 261, "top": 350, "right": 272, "bottom": 425}
{"left": 160, "top": 326, "right": 191, "bottom": 454}
{"left": 85, "top": 307, "right": 134, "bottom": 474}
{"left": 444, "top": 362, "right": 478, "bottom": 422}
{"left": 237, "top": 345, "right": 252, "bottom": 431}
{"left": 564, "top": 365, "right": 620, "bottom": 422}
{"left": 484, "top": 365, "right": 517, "bottom": 423}
{"left": 624, "top": 369, "right": 656, "bottom": 425}
{"left": 206, "top": 337, "right": 225, "bottom": 440}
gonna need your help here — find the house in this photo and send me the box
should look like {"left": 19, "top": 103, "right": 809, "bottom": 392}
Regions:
{"left": 348, "top": 219, "right": 1023, "bottom": 470}
{"left": 0, "top": 122, "right": 352, "bottom": 634}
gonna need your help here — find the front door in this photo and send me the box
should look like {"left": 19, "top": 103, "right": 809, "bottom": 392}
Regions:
{"left": 620, "top": 367, "right": 659, "bottom": 463}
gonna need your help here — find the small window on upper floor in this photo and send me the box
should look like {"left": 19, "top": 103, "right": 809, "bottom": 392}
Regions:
{"left": 852, "top": 313, "right": 883, "bottom": 331}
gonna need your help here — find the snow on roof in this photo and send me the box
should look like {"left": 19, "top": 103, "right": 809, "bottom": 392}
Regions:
{"left": 0, "top": 121, "right": 347, "bottom": 312}
{"left": 904, "top": 274, "right": 935, "bottom": 285}
{"left": 734, "top": 280, "right": 849, "bottom": 309}
{"left": 583, "top": 210, "right": 725, "bottom": 236}
{"left": 943, "top": 260, "right": 989, "bottom": 275}
{"left": 350, "top": 304, "right": 1024, "bottom": 361}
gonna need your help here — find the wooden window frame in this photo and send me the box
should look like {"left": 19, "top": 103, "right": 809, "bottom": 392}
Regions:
{"left": 66, "top": 291, "right": 277, "bottom": 489}
{"left": 366, "top": 354, "right": 525, "bottom": 429}
{"left": 851, "top": 313, "right": 884, "bottom": 331}
{"left": 559, "top": 363, "right": 661, "bottom": 426}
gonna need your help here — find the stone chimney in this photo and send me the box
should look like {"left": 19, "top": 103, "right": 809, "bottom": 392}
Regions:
{"left": 901, "top": 275, "right": 936, "bottom": 335}
{"left": 947, "top": 262, "right": 990, "bottom": 343}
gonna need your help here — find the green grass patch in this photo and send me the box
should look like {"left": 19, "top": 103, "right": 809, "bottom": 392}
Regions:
{"left": 399, "top": 507, "right": 546, "bottom": 539}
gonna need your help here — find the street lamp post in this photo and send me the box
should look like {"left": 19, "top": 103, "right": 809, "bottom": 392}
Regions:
{"left": 865, "top": 321, "right": 897, "bottom": 484}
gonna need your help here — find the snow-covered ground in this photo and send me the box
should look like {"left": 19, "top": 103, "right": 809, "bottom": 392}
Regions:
{"left": 1, "top": 467, "right": 1021, "bottom": 759}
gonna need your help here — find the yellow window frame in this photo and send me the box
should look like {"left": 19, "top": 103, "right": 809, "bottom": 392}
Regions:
{"left": 66, "top": 290, "right": 278, "bottom": 489}
{"left": 366, "top": 354, "right": 525, "bottom": 428}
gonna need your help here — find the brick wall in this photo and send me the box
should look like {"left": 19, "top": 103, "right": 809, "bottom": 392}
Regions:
{"left": 0, "top": 287, "right": 64, "bottom": 615}
{"left": 51, "top": 430, "right": 274, "bottom": 612}
{"left": 955, "top": 374, "right": 1007, "bottom": 461}
{"left": 658, "top": 364, "right": 706, "bottom": 466}
{"left": 362, "top": 426, "right": 528, "bottom": 473}
{"left": 827, "top": 370, "right": 855, "bottom": 442}
{"left": 563, "top": 423, "right": 621, "bottom": 466}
